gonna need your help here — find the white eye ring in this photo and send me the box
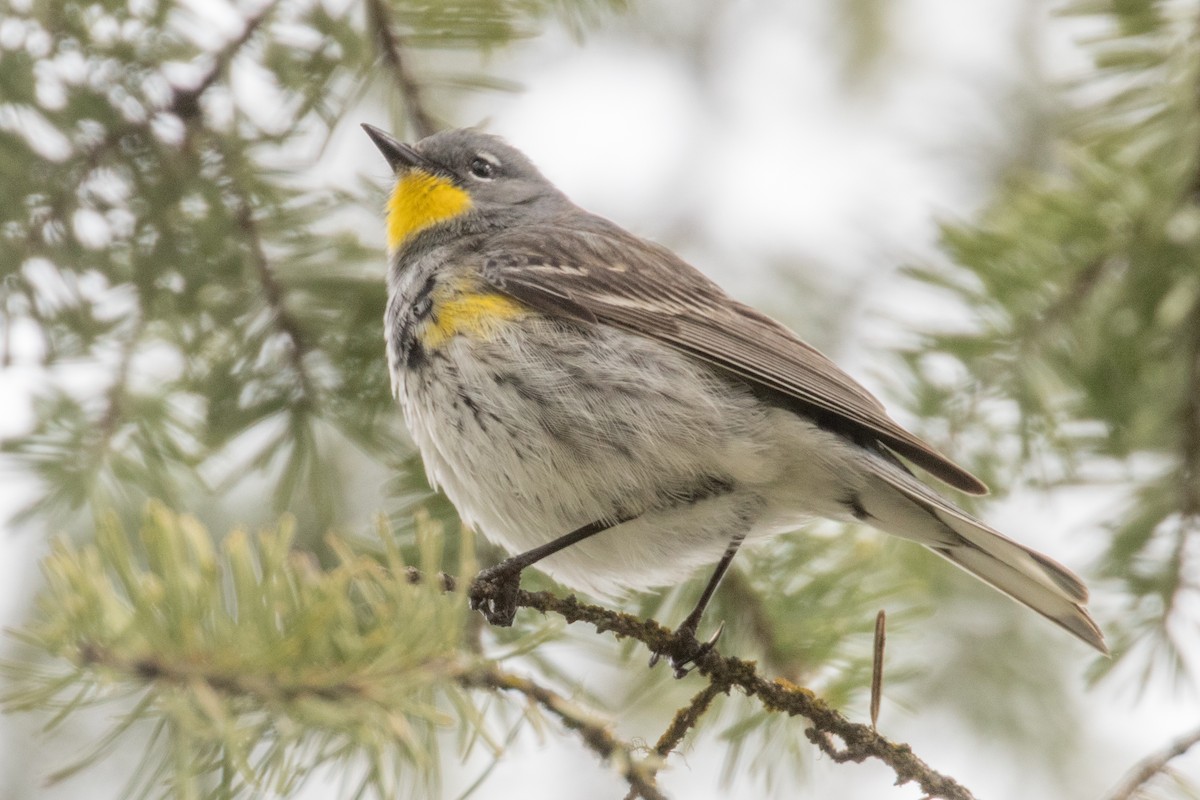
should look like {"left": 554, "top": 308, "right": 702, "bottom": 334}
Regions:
{"left": 469, "top": 155, "right": 497, "bottom": 180}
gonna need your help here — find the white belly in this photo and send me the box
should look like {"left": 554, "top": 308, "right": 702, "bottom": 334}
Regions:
{"left": 399, "top": 316, "right": 862, "bottom": 596}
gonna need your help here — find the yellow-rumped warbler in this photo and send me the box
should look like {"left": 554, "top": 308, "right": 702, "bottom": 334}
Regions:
{"left": 362, "top": 123, "right": 1106, "bottom": 670}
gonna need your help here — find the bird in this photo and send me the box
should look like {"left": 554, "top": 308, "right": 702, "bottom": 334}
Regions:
{"left": 362, "top": 123, "right": 1107, "bottom": 673}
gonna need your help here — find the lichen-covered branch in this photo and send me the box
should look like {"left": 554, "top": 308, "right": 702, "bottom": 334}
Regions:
{"left": 619, "top": 681, "right": 725, "bottom": 800}
{"left": 458, "top": 663, "right": 667, "bottom": 800}
{"left": 468, "top": 580, "right": 978, "bottom": 800}
{"left": 652, "top": 682, "right": 725, "bottom": 760}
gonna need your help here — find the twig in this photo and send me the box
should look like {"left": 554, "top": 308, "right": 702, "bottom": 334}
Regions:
{"left": 91, "top": 316, "right": 145, "bottom": 463}
{"left": 78, "top": 642, "right": 376, "bottom": 704}
{"left": 653, "top": 682, "right": 725, "bottom": 759}
{"left": 171, "top": 3, "right": 317, "bottom": 413}
{"left": 621, "top": 685, "right": 721, "bottom": 800}
{"left": 465, "top": 581, "right": 978, "bottom": 800}
{"left": 718, "top": 568, "right": 805, "bottom": 681}
{"left": 1102, "top": 725, "right": 1200, "bottom": 800}
{"left": 77, "top": 641, "right": 668, "bottom": 800}
{"left": 1038, "top": 255, "right": 1111, "bottom": 331}
{"left": 1167, "top": 294, "right": 1200, "bottom": 620}
{"left": 234, "top": 196, "right": 317, "bottom": 405}
{"left": 169, "top": 1, "right": 280, "bottom": 121}
{"left": 365, "top": 0, "right": 438, "bottom": 138}
{"left": 458, "top": 663, "right": 667, "bottom": 800}
{"left": 871, "top": 609, "right": 885, "bottom": 731}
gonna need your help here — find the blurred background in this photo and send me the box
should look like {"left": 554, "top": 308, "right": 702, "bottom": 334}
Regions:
{"left": 1, "top": 0, "right": 1199, "bottom": 798}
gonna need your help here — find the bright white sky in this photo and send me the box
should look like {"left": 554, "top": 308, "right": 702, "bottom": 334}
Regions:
{"left": 1, "top": 1, "right": 1197, "bottom": 799}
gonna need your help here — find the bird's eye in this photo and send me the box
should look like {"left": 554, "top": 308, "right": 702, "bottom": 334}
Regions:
{"left": 469, "top": 157, "right": 496, "bottom": 180}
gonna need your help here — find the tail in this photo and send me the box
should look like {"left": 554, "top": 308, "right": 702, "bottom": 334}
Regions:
{"left": 857, "top": 458, "right": 1108, "bottom": 654}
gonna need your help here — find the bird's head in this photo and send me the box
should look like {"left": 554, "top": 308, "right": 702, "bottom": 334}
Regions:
{"left": 362, "top": 124, "right": 567, "bottom": 252}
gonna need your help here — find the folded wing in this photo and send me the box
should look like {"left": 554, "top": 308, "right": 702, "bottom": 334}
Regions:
{"left": 480, "top": 221, "right": 987, "bottom": 495}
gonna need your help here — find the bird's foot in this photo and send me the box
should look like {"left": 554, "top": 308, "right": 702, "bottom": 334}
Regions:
{"left": 649, "top": 621, "right": 725, "bottom": 679}
{"left": 467, "top": 563, "right": 523, "bottom": 626}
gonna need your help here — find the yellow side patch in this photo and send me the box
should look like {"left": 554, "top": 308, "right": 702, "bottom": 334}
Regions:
{"left": 387, "top": 170, "right": 472, "bottom": 251}
{"left": 423, "top": 292, "right": 527, "bottom": 348}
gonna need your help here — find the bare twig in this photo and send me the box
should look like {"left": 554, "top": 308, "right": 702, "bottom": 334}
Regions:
{"left": 169, "top": 3, "right": 318, "bottom": 414}
{"left": 871, "top": 609, "right": 885, "bottom": 731}
{"left": 1103, "top": 725, "right": 1200, "bottom": 800}
{"left": 365, "top": 0, "right": 438, "bottom": 138}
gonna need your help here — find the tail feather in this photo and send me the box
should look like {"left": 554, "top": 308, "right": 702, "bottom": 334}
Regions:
{"left": 932, "top": 542, "right": 1108, "bottom": 654}
{"left": 859, "top": 460, "right": 1108, "bottom": 655}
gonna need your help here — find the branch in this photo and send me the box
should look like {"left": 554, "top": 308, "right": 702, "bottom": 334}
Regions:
{"left": 77, "top": 641, "right": 370, "bottom": 704}
{"left": 365, "top": 0, "right": 438, "bottom": 138}
{"left": 76, "top": 640, "right": 667, "bottom": 800}
{"left": 1102, "top": 725, "right": 1200, "bottom": 800}
{"left": 652, "top": 682, "right": 725, "bottom": 760}
{"left": 87, "top": 315, "right": 146, "bottom": 468}
{"left": 169, "top": 0, "right": 280, "bottom": 121}
{"left": 1178, "top": 176, "right": 1200, "bottom": 518}
{"left": 24, "top": 513, "right": 970, "bottom": 799}
{"left": 458, "top": 663, "right": 667, "bottom": 800}
{"left": 1160, "top": 294, "right": 1200, "bottom": 623}
{"left": 615, "top": 683, "right": 725, "bottom": 800}
{"left": 1038, "top": 255, "right": 1111, "bottom": 331}
{"left": 170, "top": 5, "right": 320, "bottom": 430}
{"left": 234, "top": 195, "right": 318, "bottom": 405}
{"left": 718, "top": 568, "right": 805, "bottom": 681}
{"left": 468, "top": 580, "right": 978, "bottom": 800}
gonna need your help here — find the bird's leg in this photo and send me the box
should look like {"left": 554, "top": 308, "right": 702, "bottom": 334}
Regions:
{"left": 468, "top": 517, "right": 619, "bottom": 626}
{"left": 652, "top": 532, "right": 745, "bottom": 678}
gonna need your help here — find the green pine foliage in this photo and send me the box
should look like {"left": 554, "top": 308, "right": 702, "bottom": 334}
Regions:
{"left": 1, "top": 0, "right": 1198, "bottom": 797}
{"left": 4, "top": 504, "right": 474, "bottom": 799}
{"left": 0, "top": 0, "right": 624, "bottom": 531}
{"left": 900, "top": 0, "right": 1200, "bottom": 685}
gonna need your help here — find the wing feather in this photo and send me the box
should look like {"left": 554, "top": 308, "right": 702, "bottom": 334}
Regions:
{"left": 479, "top": 221, "right": 987, "bottom": 495}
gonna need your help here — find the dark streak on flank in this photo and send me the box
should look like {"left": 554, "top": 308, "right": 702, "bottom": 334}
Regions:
{"left": 844, "top": 492, "right": 871, "bottom": 521}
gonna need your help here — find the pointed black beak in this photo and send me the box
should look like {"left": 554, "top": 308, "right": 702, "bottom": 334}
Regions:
{"left": 361, "top": 123, "right": 425, "bottom": 172}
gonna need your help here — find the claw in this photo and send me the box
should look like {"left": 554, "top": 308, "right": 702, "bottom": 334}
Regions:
{"left": 704, "top": 621, "right": 726, "bottom": 648}
{"left": 467, "top": 564, "right": 522, "bottom": 627}
{"left": 649, "top": 621, "right": 726, "bottom": 677}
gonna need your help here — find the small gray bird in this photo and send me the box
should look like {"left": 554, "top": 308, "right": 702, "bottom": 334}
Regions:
{"left": 363, "top": 123, "right": 1107, "bottom": 672}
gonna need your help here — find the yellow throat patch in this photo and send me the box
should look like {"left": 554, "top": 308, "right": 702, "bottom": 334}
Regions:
{"left": 387, "top": 170, "right": 472, "bottom": 251}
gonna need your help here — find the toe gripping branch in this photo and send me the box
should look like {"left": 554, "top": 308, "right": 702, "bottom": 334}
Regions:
{"left": 468, "top": 520, "right": 746, "bottom": 680}
{"left": 650, "top": 621, "right": 726, "bottom": 678}
{"left": 467, "top": 561, "right": 523, "bottom": 626}
{"left": 467, "top": 517, "right": 618, "bottom": 627}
